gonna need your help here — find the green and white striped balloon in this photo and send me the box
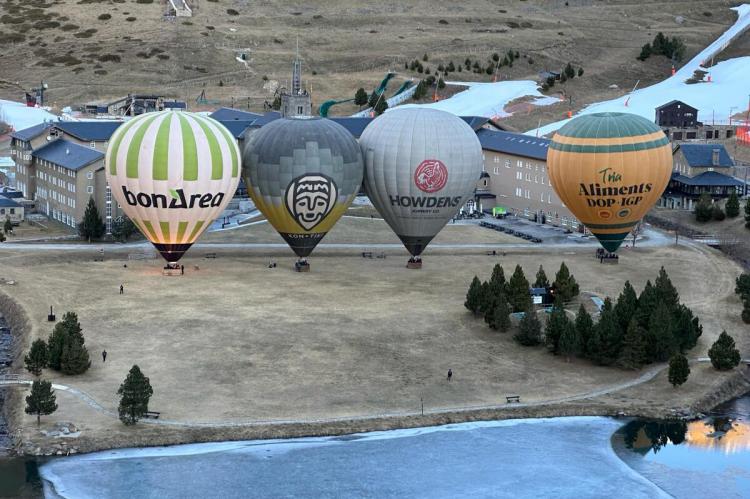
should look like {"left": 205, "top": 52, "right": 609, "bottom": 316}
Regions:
{"left": 106, "top": 110, "right": 240, "bottom": 262}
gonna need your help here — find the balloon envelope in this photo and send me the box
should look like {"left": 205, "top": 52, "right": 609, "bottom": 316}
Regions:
{"left": 547, "top": 112, "right": 672, "bottom": 252}
{"left": 106, "top": 111, "right": 241, "bottom": 262}
{"left": 241, "top": 117, "right": 364, "bottom": 257}
{"left": 359, "top": 108, "right": 483, "bottom": 256}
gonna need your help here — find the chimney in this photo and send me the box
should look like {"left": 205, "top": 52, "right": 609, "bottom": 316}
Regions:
{"left": 712, "top": 148, "right": 720, "bottom": 166}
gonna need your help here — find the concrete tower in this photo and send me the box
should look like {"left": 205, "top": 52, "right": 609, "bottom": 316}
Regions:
{"left": 280, "top": 39, "right": 312, "bottom": 118}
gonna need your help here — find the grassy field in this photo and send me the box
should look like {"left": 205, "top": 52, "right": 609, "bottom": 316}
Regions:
{"left": 1, "top": 217, "right": 747, "bottom": 453}
{"left": 0, "top": 0, "right": 740, "bottom": 127}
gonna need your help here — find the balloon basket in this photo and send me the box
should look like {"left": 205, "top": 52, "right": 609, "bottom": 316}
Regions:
{"left": 294, "top": 260, "right": 310, "bottom": 272}
{"left": 162, "top": 263, "right": 184, "bottom": 276}
{"left": 406, "top": 259, "right": 422, "bottom": 269}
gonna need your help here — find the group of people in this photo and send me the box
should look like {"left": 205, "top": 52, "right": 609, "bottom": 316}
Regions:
{"left": 595, "top": 248, "right": 619, "bottom": 263}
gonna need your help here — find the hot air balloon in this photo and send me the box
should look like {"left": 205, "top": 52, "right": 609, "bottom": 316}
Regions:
{"left": 547, "top": 112, "right": 672, "bottom": 253}
{"left": 359, "top": 108, "right": 483, "bottom": 268}
{"left": 241, "top": 117, "right": 364, "bottom": 269}
{"left": 106, "top": 110, "right": 240, "bottom": 263}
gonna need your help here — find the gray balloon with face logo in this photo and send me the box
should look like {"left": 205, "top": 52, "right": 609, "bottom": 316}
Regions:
{"left": 242, "top": 117, "right": 364, "bottom": 257}
{"left": 359, "top": 108, "right": 484, "bottom": 256}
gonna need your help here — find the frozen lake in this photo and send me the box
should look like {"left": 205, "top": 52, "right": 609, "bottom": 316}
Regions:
{"left": 39, "top": 417, "right": 664, "bottom": 499}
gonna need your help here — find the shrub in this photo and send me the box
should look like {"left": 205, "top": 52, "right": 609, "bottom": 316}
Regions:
{"left": 708, "top": 331, "right": 741, "bottom": 370}
{"left": 712, "top": 205, "right": 725, "bottom": 221}
{"left": 126, "top": 17, "right": 136, "bottom": 22}
{"left": 227, "top": 8, "right": 239, "bottom": 15}
{"left": 98, "top": 13, "right": 111, "bottom": 20}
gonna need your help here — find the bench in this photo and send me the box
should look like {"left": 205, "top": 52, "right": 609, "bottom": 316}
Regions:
{"left": 486, "top": 250, "right": 497, "bottom": 256}
{"left": 506, "top": 395, "right": 520, "bottom": 404}
{"left": 205, "top": 253, "right": 216, "bottom": 259}
{"left": 143, "top": 411, "right": 161, "bottom": 419}
{"left": 362, "top": 251, "right": 373, "bottom": 258}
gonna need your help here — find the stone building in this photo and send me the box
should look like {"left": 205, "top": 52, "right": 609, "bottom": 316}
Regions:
{"left": 279, "top": 45, "right": 312, "bottom": 118}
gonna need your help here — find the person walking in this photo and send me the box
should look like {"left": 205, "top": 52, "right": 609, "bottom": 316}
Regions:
{"left": 180, "top": 265, "right": 184, "bottom": 275}
{"left": 102, "top": 350, "right": 107, "bottom": 363}
{"left": 447, "top": 369, "right": 453, "bottom": 382}
{"left": 119, "top": 284, "right": 124, "bottom": 295}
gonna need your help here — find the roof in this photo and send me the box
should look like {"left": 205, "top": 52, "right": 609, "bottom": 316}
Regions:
{"left": 656, "top": 100, "right": 697, "bottom": 111}
{"left": 218, "top": 120, "right": 256, "bottom": 139}
{"left": 163, "top": 101, "right": 187, "bottom": 109}
{"left": 677, "top": 143, "right": 734, "bottom": 167}
{"left": 476, "top": 128, "right": 550, "bottom": 161}
{"left": 250, "top": 111, "right": 281, "bottom": 127}
{"left": 671, "top": 171, "right": 744, "bottom": 187}
{"left": 209, "top": 107, "right": 263, "bottom": 121}
{"left": 10, "top": 122, "right": 52, "bottom": 141}
{"left": 0, "top": 196, "right": 21, "bottom": 208}
{"left": 328, "top": 117, "right": 373, "bottom": 138}
{"left": 53, "top": 121, "right": 123, "bottom": 142}
{"left": 0, "top": 188, "right": 23, "bottom": 199}
{"left": 32, "top": 139, "right": 104, "bottom": 171}
{"left": 461, "top": 116, "right": 491, "bottom": 131}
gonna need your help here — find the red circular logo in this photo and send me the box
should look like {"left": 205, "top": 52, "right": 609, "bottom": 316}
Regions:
{"left": 414, "top": 159, "right": 448, "bottom": 193}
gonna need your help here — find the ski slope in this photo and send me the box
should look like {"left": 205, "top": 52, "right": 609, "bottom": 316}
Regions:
{"left": 398, "top": 80, "right": 559, "bottom": 119}
{"left": 0, "top": 99, "right": 57, "bottom": 131}
{"left": 526, "top": 4, "right": 750, "bottom": 136}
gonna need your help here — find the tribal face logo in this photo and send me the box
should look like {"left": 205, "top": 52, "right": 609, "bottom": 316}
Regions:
{"left": 285, "top": 174, "right": 337, "bottom": 231}
{"left": 414, "top": 159, "right": 448, "bottom": 193}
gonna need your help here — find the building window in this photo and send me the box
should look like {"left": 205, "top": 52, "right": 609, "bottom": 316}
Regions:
{"left": 494, "top": 156, "right": 500, "bottom": 163}
{"left": 525, "top": 173, "right": 531, "bottom": 181}
{"left": 548, "top": 193, "right": 551, "bottom": 203}
{"left": 517, "top": 160, "right": 523, "bottom": 168}
{"left": 505, "top": 159, "right": 511, "bottom": 169}
{"left": 515, "top": 187, "right": 522, "bottom": 197}
{"left": 534, "top": 175, "right": 538, "bottom": 183}
{"left": 90, "top": 141, "right": 96, "bottom": 148}
{"left": 516, "top": 171, "right": 522, "bottom": 180}
{"left": 525, "top": 189, "right": 530, "bottom": 199}
{"left": 540, "top": 193, "right": 545, "bottom": 202}
{"left": 87, "top": 186, "right": 93, "bottom": 194}
{"left": 87, "top": 171, "right": 93, "bottom": 179}
{"left": 493, "top": 166, "right": 499, "bottom": 175}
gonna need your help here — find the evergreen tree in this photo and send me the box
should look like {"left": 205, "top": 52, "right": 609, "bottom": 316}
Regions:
{"left": 668, "top": 354, "right": 690, "bottom": 387}
{"left": 489, "top": 263, "right": 507, "bottom": 297}
{"left": 652, "top": 32, "right": 667, "bottom": 54}
{"left": 553, "top": 262, "right": 579, "bottom": 302}
{"left": 368, "top": 91, "right": 380, "bottom": 108}
{"left": 614, "top": 281, "right": 638, "bottom": 333}
{"left": 636, "top": 280, "right": 658, "bottom": 328}
{"left": 374, "top": 97, "right": 388, "bottom": 116}
{"left": 708, "top": 331, "right": 741, "bottom": 370}
{"left": 117, "top": 365, "right": 154, "bottom": 425}
{"left": 464, "top": 276, "right": 482, "bottom": 315}
{"left": 533, "top": 265, "right": 549, "bottom": 288}
{"left": 111, "top": 216, "right": 137, "bottom": 243}
{"left": 712, "top": 205, "right": 726, "bottom": 221}
{"left": 673, "top": 304, "right": 702, "bottom": 352}
{"left": 423, "top": 53, "right": 428, "bottom": 62}
{"left": 492, "top": 52, "right": 500, "bottom": 62}
{"left": 745, "top": 199, "right": 750, "bottom": 228}
{"left": 78, "top": 198, "right": 105, "bottom": 242}
{"left": 725, "top": 191, "right": 740, "bottom": 218}
{"left": 637, "top": 43, "right": 652, "bottom": 61}
{"left": 507, "top": 265, "right": 532, "bottom": 312}
{"left": 736, "top": 273, "right": 750, "bottom": 302}
{"left": 575, "top": 304, "right": 594, "bottom": 357}
{"left": 514, "top": 308, "right": 542, "bottom": 346}
{"left": 447, "top": 61, "right": 455, "bottom": 72}
{"left": 742, "top": 303, "right": 750, "bottom": 324}
{"left": 694, "top": 193, "right": 713, "bottom": 222}
{"left": 588, "top": 298, "right": 622, "bottom": 365}
{"left": 60, "top": 337, "right": 91, "bottom": 375}
{"left": 3, "top": 217, "right": 11, "bottom": 235}
{"left": 24, "top": 339, "right": 48, "bottom": 377}
{"left": 545, "top": 296, "right": 567, "bottom": 354}
{"left": 25, "top": 379, "right": 57, "bottom": 425}
{"left": 354, "top": 87, "right": 368, "bottom": 107}
{"left": 47, "top": 312, "right": 86, "bottom": 372}
{"left": 437, "top": 78, "right": 446, "bottom": 89}
{"left": 478, "top": 281, "right": 494, "bottom": 315}
{"left": 654, "top": 267, "right": 679, "bottom": 313}
{"left": 577, "top": 67, "right": 584, "bottom": 77}
{"left": 558, "top": 319, "right": 581, "bottom": 361}
{"left": 618, "top": 319, "right": 648, "bottom": 369}
{"left": 648, "top": 303, "right": 677, "bottom": 362}
{"left": 564, "top": 62, "right": 575, "bottom": 79}
{"left": 489, "top": 296, "right": 512, "bottom": 332}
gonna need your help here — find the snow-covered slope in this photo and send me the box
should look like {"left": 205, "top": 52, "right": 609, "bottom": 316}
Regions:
{"left": 526, "top": 4, "right": 750, "bottom": 136}
{"left": 0, "top": 99, "right": 57, "bottom": 131}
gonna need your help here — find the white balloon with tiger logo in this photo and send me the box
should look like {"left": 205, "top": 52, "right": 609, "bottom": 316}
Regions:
{"left": 105, "top": 110, "right": 240, "bottom": 262}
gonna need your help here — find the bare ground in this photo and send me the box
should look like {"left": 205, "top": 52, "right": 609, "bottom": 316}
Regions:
{"left": 0, "top": 218, "right": 747, "bottom": 454}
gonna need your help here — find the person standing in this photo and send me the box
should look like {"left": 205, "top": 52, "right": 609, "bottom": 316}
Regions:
{"left": 447, "top": 369, "right": 453, "bottom": 382}
{"left": 102, "top": 350, "right": 107, "bottom": 363}
{"left": 119, "top": 284, "right": 124, "bottom": 295}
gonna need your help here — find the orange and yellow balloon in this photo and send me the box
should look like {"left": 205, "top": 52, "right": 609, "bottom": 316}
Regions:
{"left": 547, "top": 112, "right": 672, "bottom": 252}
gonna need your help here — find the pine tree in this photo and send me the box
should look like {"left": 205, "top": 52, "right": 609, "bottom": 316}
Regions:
{"left": 60, "top": 338, "right": 91, "bottom": 375}
{"left": 637, "top": 43, "right": 652, "bottom": 61}
{"left": 618, "top": 319, "right": 647, "bottom": 369}
{"left": 558, "top": 319, "right": 581, "bottom": 361}
{"left": 668, "top": 354, "right": 690, "bottom": 387}
{"left": 24, "top": 339, "right": 48, "bottom": 377}
{"left": 464, "top": 276, "right": 482, "bottom": 315}
{"left": 25, "top": 379, "right": 57, "bottom": 425}
{"left": 78, "top": 198, "right": 105, "bottom": 243}
{"left": 648, "top": 303, "right": 677, "bottom": 362}
{"left": 673, "top": 304, "right": 702, "bottom": 352}
{"left": 354, "top": 88, "right": 368, "bottom": 107}
{"left": 742, "top": 303, "right": 750, "bottom": 324}
{"left": 437, "top": 78, "right": 446, "bottom": 89}
{"left": 478, "top": 281, "right": 494, "bottom": 315}
{"left": 736, "top": 273, "right": 750, "bottom": 302}
{"left": 614, "top": 281, "right": 638, "bottom": 334}
{"left": 533, "top": 265, "right": 549, "bottom": 288}
{"left": 117, "top": 365, "right": 154, "bottom": 425}
{"left": 575, "top": 304, "right": 594, "bottom": 357}
{"left": 490, "top": 296, "right": 512, "bottom": 332}
{"left": 725, "top": 191, "right": 740, "bottom": 218}
{"left": 368, "top": 91, "right": 380, "bottom": 108}
{"left": 636, "top": 281, "right": 658, "bottom": 329}
{"left": 745, "top": 199, "right": 750, "bottom": 229}
{"left": 507, "top": 265, "right": 532, "bottom": 312}
{"left": 47, "top": 312, "right": 86, "bottom": 372}
{"left": 553, "top": 262, "right": 579, "bottom": 302}
{"left": 654, "top": 267, "right": 679, "bottom": 314}
{"left": 708, "top": 331, "right": 741, "bottom": 370}
{"left": 577, "top": 67, "right": 584, "bottom": 77}
{"left": 112, "top": 216, "right": 137, "bottom": 242}
{"left": 694, "top": 193, "right": 713, "bottom": 222}
{"left": 490, "top": 264, "right": 507, "bottom": 295}
{"left": 588, "top": 298, "right": 622, "bottom": 365}
{"left": 374, "top": 97, "right": 388, "bottom": 116}
{"left": 3, "top": 217, "right": 11, "bottom": 234}
{"left": 514, "top": 308, "right": 542, "bottom": 346}
{"left": 545, "top": 296, "right": 567, "bottom": 354}
{"left": 564, "top": 62, "right": 575, "bottom": 79}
